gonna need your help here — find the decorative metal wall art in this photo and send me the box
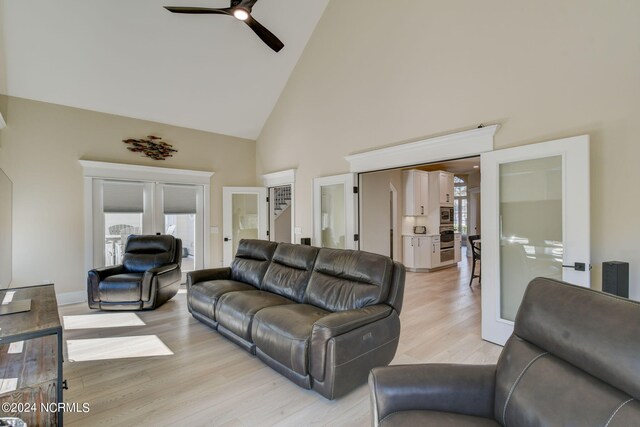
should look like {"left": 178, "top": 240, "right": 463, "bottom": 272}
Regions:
{"left": 122, "top": 135, "right": 177, "bottom": 160}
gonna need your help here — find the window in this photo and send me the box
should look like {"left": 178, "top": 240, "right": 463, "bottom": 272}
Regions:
{"left": 454, "top": 176, "right": 468, "bottom": 234}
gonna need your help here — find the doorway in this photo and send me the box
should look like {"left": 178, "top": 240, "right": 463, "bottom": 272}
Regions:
{"left": 345, "top": 127, "right": 591, "bottom": 345}
{"left": 358, "top": 157, "right": 481, "bottom": 268}
{"left": 268, "top": 184, "right": 293, "bottom": 244}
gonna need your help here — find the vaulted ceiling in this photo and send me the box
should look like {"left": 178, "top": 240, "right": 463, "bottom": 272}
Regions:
{"left": 0, "top": 0, "right": 330, "bottom": 139}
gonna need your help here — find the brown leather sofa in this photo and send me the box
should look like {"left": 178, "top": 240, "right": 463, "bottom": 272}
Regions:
{"left": 368, "top": 277, "right": 640, "bottom": 426}
{"left": 88, "top": 235, "right": 182, "bottom": 310}
{"left": 187, "top": 239, "right": 406, "bottom": 399}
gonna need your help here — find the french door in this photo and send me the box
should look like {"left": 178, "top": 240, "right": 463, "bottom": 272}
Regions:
{"left": 313, "top": 174, "right": 358, "bottom": 249}
{"left": 93, "top": 180, "right": 205, "bottom": 272}
{"left": 481, "top": 135, "right": 590, "bottom": 345}
{"left": 222, "top": 187, "right": 268, "bottom": 266}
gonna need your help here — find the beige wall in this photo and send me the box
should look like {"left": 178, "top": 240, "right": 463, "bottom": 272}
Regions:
{"left": 257, "top": 0, "right": 640, "bottom": 299}
{"left": 0, "top": 95, "right": 255, "bottom": 296}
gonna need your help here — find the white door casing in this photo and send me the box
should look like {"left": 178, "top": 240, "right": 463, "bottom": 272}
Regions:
{"left": 481, "top": 135, "right": 590, "bottom": 345}
{"left": 222, "top": 187, "right": 268, "bottom": 266}
{"left": 80, "top": 161, "right": 212, "bottom": 273}
{"left": 313, "top": 173, "right": 358, "bottom": 249}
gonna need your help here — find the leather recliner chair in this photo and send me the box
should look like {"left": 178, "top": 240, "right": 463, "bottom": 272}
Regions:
{"left": 369, "top": 277, "right": 640, "bottom": 426}
{"left": 87, "top": 235, "right": 182, "bottom": 310}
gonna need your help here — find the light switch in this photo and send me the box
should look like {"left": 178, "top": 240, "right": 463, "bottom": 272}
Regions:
{"left": 211, "top": 226, "right": 219, "bottom": 234}
{"left": 294, "top": 227, "right": 302, "bottom": 235}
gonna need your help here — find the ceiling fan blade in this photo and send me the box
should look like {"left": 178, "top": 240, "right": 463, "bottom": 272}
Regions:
{"left": 245, "top": 15, "right": 284, "bottom": 52}
{"left": 164, "top": 7, "right": 232, "bottom": 15}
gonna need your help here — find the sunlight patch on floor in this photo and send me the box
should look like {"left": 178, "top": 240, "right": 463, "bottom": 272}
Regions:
{"left": 63, "top": 313, "right": 146, "bottom": 330}
{"left": 0, "top": 378, "right": 18, "bottom": 393}
{"left": 67, "top": 335, "right": 173, "bottom": 362}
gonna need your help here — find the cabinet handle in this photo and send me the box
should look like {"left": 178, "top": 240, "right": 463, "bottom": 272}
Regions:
{"left": 446, "top": 194, "right": 450, "bottom": 202}
{"left": 421, "top": 206, "right": 424, "bottom": 215}
{"left": 432, "top": 244, "right": 435, "bottom": 253}
{"left": 411, "top": 237, "right": 414, "bottom": 247}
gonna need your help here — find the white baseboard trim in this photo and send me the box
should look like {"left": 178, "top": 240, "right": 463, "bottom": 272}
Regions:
{"left": 57, "top": 291, "right": 87, "bottom": 306}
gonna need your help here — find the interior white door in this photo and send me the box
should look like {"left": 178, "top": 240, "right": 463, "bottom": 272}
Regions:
{"left": 313, "top": 174, "right": 358, "bottom": 249}
{"left": 222, "top": 187, "right": 268, "bottom": 266}
{"left": 481, "top": 135, "right": 590, "bottom": 345}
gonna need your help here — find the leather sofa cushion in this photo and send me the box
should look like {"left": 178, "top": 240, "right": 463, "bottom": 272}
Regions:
{"left": 261, "top": 243, "right": 319, "bottom": 302}
{"left": 189, "top": 280, "right": 256, "bottom": 320}
{"left": 495, "top": 336, "right": 639, "bottom": 426}
{"left": 380, "top": 410, "right": 500, "bottom": 427}
{"left": 99, "top": 273, "right": 143, "bottom": 302}
{"left": 252, "top": 304, "right": 329, "bottom": 376}
{"left": 305, "top": 249, "right": 393, "bottom": 312}
{"left": 514, "top": 278, "right": 640, "bottom": 400}
{"left": 230, "top": 239, "right": 278, "bottom": 288}
{"left": 123, "top": 235, "right": 176, "bottom": 273}
{"left": 216, "top": 291, "right": 294, "bottom": 341}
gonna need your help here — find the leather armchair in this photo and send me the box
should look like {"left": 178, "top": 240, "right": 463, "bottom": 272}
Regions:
{"left": 88, "top": 235, "right": 182, "bottom": 310}
{"left": 369, "top": 277, "right": 640, "bottom": 426}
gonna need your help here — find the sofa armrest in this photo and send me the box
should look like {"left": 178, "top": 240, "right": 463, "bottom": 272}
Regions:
{"left": 186, "top": 267, "right": 232, "bottom": 290}
{"left": 142, "top": 263, "right": 181, "bottom": 302}
{"left": 369, "top": 364, "right": 496, "bottom": 426}
{"left": 88, "top": 264, "right": 126, "bottom": 282}
{"left": 87, "top": 265, "right": 126, "bottom": 303}
{"left": 309, "top": 305, "right": 392, "bottom": 381}
{"left": 314, "top": 305, "right": 392, "bottom": 338}
{"left": 146, "top": 263, "right": 179, "bottom": 276}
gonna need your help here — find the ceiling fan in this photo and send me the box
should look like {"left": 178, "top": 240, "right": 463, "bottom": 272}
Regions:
{"left": 164, "top": 0, "right": 284, "bottom": 52}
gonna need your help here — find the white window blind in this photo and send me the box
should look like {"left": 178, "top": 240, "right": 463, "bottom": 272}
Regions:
{"left": 103, "top": 181, "right": 144, "bottom": 213}
{"left": 163, "top": 185, "right": 198, "bottom": 214}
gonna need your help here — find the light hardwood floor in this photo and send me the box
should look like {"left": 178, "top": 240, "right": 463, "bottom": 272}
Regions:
{"left": 60, "top": 256, "right": 501, "bottom": 426}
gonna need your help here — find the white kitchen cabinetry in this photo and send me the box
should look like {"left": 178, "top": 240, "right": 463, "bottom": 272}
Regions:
{"left": 403, "top": 236, "right": 416, "bottom": 269}
{"left": 430, "top": 236, "right": 441, "bottom": 269}
{"left": 403, "top": 235, "right": 440, "bottom": 271}
{"left": 436, "top": 171, "right": 454, "bottom": 206}
{"left": 403, "top": 170, "right": 429, "bottom": 216}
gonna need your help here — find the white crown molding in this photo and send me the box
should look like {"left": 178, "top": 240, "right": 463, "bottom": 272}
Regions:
{"left": 79, "top": 160, "right": 214, "bottom": 185}
{"left": 261, "top": 169, "right": 296, "bottom": 187}
{"left": 345, "top": 125, "right": 499, "bottom": 173}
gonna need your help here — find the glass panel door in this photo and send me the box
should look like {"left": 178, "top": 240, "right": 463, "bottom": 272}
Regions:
{"left": 97, "top": 180, "right": 148, "bottom": 267}
{"left": 481, "top": 135, "right": 590, "bottom": 345}
{"left": 161, "top": 184, "right": 204, "bottom": 272}
{"left": 320, "top": 183, "right": 345, "bottom": 249}
{"left": 499, "top": 156, "right": 563, "bottom": 321}
{"left": 222, "top": 187, "right": 268, "bottom": 266}
{"left": 313, "top": 174, "right": 357, "bottom": 249}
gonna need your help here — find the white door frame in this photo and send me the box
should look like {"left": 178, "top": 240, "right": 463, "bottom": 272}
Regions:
{"left": 222, "top": 186, "right": 268, "bottom": 266}
{"left": 480, "top": 135, "right": 590, "bottom": 345}
{"left": 313, "top": 173, "right": 357, "bottom": 249}
{"left": 390, "top": 182, "right": 399, "bottom": 261}
{"left": 262, "top": 169, "right": 296, "bottom": 243}
{"left": 80, "top": 160, "right": 213, "bottom": 273}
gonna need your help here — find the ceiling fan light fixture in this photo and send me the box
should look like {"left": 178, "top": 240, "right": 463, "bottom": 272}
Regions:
{"left": 233, "top": 7, "right": 249, "bottom": 21}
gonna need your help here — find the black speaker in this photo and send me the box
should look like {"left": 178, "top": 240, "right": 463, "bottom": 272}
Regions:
{"left": 300, "top": 237, "right": 311, "bottom": 246}
{"left": 602, "top": 261, "right": 629, "bottom": 298}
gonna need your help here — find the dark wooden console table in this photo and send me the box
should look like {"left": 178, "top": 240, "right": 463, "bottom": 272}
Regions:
{"left": 0, "top": 284, "right": 63, "bottom": 426}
